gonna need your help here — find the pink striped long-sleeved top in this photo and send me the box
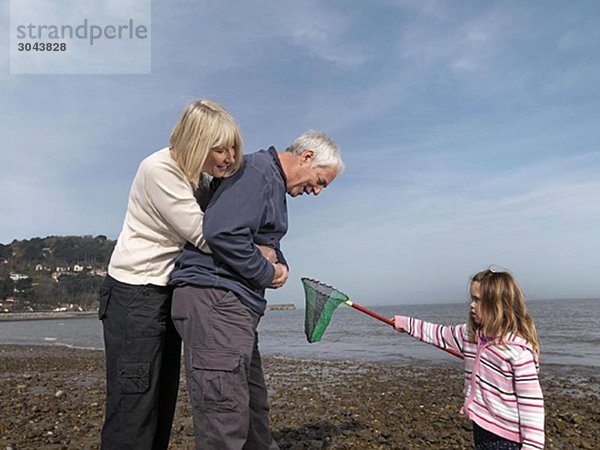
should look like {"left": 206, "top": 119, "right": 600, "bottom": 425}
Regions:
{"left": 395, "top": 316, "right": 545, "bottom": 450}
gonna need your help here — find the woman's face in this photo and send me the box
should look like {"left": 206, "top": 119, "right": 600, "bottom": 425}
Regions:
{"left": 203, "top": 146, "right": 236, "bottom": 178}
{"left": 470, "top": 281, "right": 482, "bottom": 325}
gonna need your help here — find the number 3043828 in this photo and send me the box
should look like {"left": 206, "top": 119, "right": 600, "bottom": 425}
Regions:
{"left": 18, "top": 42, "right": 67, "bottom": 51}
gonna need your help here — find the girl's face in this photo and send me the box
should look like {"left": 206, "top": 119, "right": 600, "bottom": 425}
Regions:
{"left": 470, "top": 281, "right": 482, "bottom": 325}
{"left": 203, "top": 146, "right": 236, "bottom": 178}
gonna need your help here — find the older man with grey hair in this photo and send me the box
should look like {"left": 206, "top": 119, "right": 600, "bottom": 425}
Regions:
{"left": 170, "top": 130, "right": 344, "bottom": 449}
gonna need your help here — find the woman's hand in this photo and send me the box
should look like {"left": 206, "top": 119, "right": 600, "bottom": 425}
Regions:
{"left": 257, "top": 245, "right": 277, "bottom": 263}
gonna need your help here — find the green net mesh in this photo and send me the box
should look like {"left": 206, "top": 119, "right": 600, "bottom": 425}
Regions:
{"left": 301, "top": 277, "right": 349, "bottom": 343}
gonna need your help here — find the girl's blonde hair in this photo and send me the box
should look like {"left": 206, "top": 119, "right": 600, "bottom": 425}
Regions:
{"left": 169, "top": 99, "right": 243, "bottom": 188}
{"left": 468, "top": 269, "right": 540, "bottom": 356}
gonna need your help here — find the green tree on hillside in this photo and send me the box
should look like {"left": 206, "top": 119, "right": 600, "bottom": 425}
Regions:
{"left": 0, "top": 235, "right": 115, "bottom": 310}
{"left": 20, "top": 238, "right": 46, "bottom": 262}
{"left": 0, "top": 277, "right": 11, "bottom": 299}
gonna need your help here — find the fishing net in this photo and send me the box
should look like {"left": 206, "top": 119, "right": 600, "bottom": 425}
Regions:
{"left": 301, "top": 277, "right": 464, "bottom": 359}
{"left": 301, "top": 277, "right": 349, "bottom": 343}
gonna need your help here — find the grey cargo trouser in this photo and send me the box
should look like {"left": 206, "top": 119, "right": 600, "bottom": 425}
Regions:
{"left": 171, "top": 286, "right": 279, "bottom": 450}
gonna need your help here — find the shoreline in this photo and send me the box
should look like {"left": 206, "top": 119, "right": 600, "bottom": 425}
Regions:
{"left": 0, "top": 311, "right": 97, "bottom": 322}
{"left": 2, "top": 341, "right": 600, "bottom": 376}
{"left": 1, "top": 345, "right": 598, "bottom": 449}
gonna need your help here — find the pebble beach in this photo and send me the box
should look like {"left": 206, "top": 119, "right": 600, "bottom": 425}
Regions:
{"left": 0, "top": 344, "right": 598, "bottom": 449}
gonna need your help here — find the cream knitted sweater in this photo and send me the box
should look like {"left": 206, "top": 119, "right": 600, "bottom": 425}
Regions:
{"left": 108, "top": 148, "right": 209, "bottom": 286}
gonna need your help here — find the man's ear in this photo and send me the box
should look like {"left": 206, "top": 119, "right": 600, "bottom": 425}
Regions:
{"left": 300, "top": 150, "right": 314, "bottom": 165}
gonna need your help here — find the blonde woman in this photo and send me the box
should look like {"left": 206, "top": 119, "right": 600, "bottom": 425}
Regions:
{"left": 98, "top": 100, "right": 246, "bottom": 450}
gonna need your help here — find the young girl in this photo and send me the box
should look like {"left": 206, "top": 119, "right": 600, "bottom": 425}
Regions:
{"left": 394, "top": 268, "right": 544, "bottom": 449}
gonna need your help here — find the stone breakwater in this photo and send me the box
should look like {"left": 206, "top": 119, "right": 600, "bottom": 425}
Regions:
{"left": 0, "top": 345, "right": 598, "bottom": 449}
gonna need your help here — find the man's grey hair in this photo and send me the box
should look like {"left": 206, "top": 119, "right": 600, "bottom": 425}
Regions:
{"left": 286, "top": 130, "right": 345, "bottom": 174}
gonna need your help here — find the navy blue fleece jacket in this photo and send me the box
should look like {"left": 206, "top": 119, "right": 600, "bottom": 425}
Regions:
{"left": 169, "top": 147, "right": 288, "bottom": 315}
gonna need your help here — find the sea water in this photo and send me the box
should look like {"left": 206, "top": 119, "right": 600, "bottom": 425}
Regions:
{"left": 0, "top": 298, "right": 599, "bottom": 367}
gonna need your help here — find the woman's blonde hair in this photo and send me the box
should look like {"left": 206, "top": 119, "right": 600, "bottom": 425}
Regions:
{"left": 468, "top": 269, "right": 540, "bottom": 356}
{"left": 169, "top": 99, "right": 243, "bottom": 188}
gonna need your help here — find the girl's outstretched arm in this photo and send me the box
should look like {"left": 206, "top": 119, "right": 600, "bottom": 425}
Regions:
{"left": 394, "top": 315, "right": 467, "bottom": 357}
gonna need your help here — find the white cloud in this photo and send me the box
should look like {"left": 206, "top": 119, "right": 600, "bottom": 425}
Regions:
{"left": 398, "top": 4, "right": 510, "bottom": 76}
{"left": 557, "top": 24, "right": 600, "bottom": 52}
{"left": 150, "top": 0, "right": 368, "bottom": 79}
{"left": 281, "top": 4, "right": 368, "bottom": 68}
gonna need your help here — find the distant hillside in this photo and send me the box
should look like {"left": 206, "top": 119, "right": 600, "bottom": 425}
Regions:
{"left": 0, "top": 235, "right": 115, "bottom": 312}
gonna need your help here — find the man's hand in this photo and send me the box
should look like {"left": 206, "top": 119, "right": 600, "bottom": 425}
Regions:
{"left": 257, "top": 245, "right": 277, "bottom": 263}
{"left": 270, "top": 262, "right": 288, "bottom": 289}
{"left": 258, "top": 245, "right": 288, "bottom": 289}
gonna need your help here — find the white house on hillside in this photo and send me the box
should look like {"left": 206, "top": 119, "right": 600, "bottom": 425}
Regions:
{"left": 9, "top": 273, "right": 29, "bottom": 281}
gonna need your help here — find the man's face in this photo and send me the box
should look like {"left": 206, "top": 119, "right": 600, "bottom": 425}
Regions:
{"left": 286, "top": 151, "right": 338, "bottom": 197}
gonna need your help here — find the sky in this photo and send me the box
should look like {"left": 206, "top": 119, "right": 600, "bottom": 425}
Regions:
{"left": 1, "top": 0, "right": 599, "bottom": 306}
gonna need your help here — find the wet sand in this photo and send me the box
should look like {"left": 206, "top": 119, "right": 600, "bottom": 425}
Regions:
{"left": 0, "top": 345, "right": 598, "bottom": 449}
